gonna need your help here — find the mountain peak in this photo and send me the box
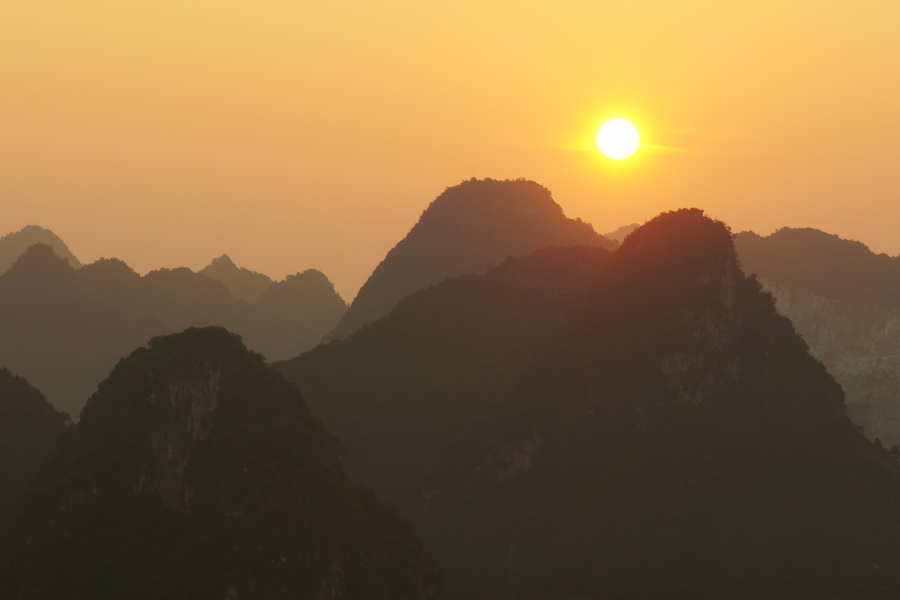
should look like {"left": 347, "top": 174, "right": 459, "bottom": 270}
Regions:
{"left": 200, "top": 254, "right": 273, "bottom": 303}
{"left": 0, "top": 225, "right": 81, "bottom": 275}
{"left": 1, "top": 243, "right": 78, "bottom": 288}
{"left": 326, "top": 178, "right": 616, "bottom": 341}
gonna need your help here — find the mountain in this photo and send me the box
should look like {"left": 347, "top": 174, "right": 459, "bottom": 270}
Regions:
{"left": 0, "top": 327, "right": 443, "bottom": 600}
{"left": 0, "top": 369, "right": 69, "bottom": 527}
{"left": 84, "top": 261, "right": 250, "bottom": 335}
{"left": 282, "top": 210, "right": 900, "bottom": 598}
{"left": 0, "top": 225, "right": 81, "bottom": 274}
{"left": 758, "top": 277, "right": 900, "bottom": 446}
{"left": 325, "top": 178, "right": 615, "bottom": 341}
{"left": 0, "top": 245, "right": 161, "bottom": 417}
{"left": 200, "top": 255, "right": 274, "bottom": 303}
{"left": 246, "top": 270, "right": 348, "bottom": 362}
{"left": 276, "top": 245, "right": 611, "bottom": 512}
{"left": 735, "top": 227, "right": 900, "bottom": 307}
{"left": 735, "top": 228, "right": 900, "bottom": 445}
{"left": 603, "top": 222, "right": 638, "bottom": 243}
{"left": 0, "top": 248, "right": 345, "bottom": 416}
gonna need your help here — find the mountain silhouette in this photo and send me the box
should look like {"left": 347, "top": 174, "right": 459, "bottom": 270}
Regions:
{"left": 281, "top": 210, "right": 900, "bottom": 598}
{"left": 0, "top": 245, "right": 161, "bottom": 417}
{"left": 0, "top": 246, "right": 346, "bottom": 416}
{"left": 603, "top": 222, "right": 638, "bottom": 243}
{"left": 325, "top": 178, "right": 615, "bottom": 341}
{"left": 735, "top": 227, "right": 900, "bottom": 306}
{"left": 200, "top": 254, "right": 274, "bottom": 303}
{"left": 0, "top": 369, "right": 69, "bottom": 527}
{"left": 276, "top": 245, "right": 611, "bottom": 513}
{"left": 735, "top": 228, "right": 900, "bottom": 447}
{"left": 0, "top": 225, "right": 81, "bottom": 274}
{"left": 246, "top": 269, "right": 348, "bottom": 362}
{"left": 0, "top": 327, "right": 443, "bottom": 600}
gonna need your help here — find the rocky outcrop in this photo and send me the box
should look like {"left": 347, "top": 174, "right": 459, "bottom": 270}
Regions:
{"left": 760, "top": 277, "right": 900, "bottom": 445}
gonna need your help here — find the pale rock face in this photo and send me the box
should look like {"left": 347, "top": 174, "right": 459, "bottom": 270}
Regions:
{"left": 144, "top": 369, "right": 224, "bottom": 509}
{"left": 760, "top": 277, "right": 900, "bottom": 445}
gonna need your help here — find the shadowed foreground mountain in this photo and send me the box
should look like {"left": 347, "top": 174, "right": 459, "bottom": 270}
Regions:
{"left": 281, "top": 211, "right": 900, "bottom": 598}
{"left": 276, "top": 245, "right": 611, "bottom": 513}
{"left": 0, "top": 328, "right": 443, "bottom": 600}
{"left": 0, "top": 246, "right": 345, "bottom": 416}
{"left": 736, "top": 229, "right": 900, "bottom": 445}
{"left": 0, "top": 369, "right": 68, "bottom": 526}
{"left": 0, "top": 225, "right": 81, "bottom": 274}
{"left": 326, "top": 178, "right": 614, "bottom": 341}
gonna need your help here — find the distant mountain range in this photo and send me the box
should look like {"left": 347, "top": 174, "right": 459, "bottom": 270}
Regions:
{"left": 736, "top": 227, "right": 900, "bottom": 306}
{"left": 278, "top": 211, "right": 900, "bottom": 598}
{"left": 200, "top": 254, "right": 274, "bottom": 303}
{"left": 603, "top": 222, "right": 638, "bottom": 243}
{"left": 326, "top": 178, "right": 615, "bottom": 341}
{"left": 736, "top": 228, "right": 900, "bottom": 446}
{"left": 1, "top": 328, "right": 443, "bottom": 599}
{"left": 0, "top": 225, "right": 81, "bottom": 274}
{"left": 0, "top": 244, "right": 346, "bottom": 416}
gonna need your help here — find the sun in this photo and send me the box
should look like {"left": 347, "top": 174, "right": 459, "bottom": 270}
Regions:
{"left": 597, "top": 119, "right": 639, "bottom": 160}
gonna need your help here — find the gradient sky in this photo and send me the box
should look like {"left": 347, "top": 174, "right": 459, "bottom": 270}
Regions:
{"left": 2, "top": 0, "right": 898, "bottom": 300}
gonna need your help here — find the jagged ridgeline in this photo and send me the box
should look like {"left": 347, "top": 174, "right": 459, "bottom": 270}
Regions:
{"left": 0, "top": 328, "right": 442, "bottom": 600}
{"left": 0, "top": 369, "right": 69, "bottom": 526}
{"left": 326, "top": 178, "right": 616, "bottom": 342}
{"left": 281, "top": 210, "right": 900, "bottom": 598}
{"left": 0, "top": 244, "right": 346, "bottom": 417}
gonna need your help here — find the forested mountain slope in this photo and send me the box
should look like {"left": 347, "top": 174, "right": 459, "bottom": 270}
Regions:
{"left": 1, "top": 328, "right": 443, "bottom": 600}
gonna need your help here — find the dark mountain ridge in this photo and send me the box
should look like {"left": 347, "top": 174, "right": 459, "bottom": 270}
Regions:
{"left": 1, "top": 327, "right": 443, "bottom": 599}
{"left": 425, "top": 210, "right": 900, "bottom": 598}
{"left": 281, "top": 210, "right": 900, "bottom": 598}
{"left": 326, "top": 178, "right": 615, "bottom": 341}
{"left": 0, "top": 369, "right": 69, "bottom": 527}
{"left": 276, "top": 245, "right": 612, "bottom": 513}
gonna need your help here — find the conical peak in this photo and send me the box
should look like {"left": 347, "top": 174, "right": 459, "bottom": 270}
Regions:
{"left": 210, "top": 254, "right": 237, "bottom": 268}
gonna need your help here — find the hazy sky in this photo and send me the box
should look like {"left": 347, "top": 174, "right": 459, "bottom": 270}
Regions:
{"left": 2, "top": 1, "right": 899, "bottom": 300}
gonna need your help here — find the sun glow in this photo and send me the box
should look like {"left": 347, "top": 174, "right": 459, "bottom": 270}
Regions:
{"left": 597, "top": 119, "right": 640, "bottom": 160}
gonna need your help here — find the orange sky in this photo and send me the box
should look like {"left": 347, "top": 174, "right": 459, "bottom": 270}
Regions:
{"left": 2, "top": 0, "right": 899, "bottom": 300}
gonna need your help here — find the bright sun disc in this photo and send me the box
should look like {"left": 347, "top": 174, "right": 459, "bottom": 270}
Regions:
{"left": 597, "top": 119, "right": 639, "bottom": 160}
